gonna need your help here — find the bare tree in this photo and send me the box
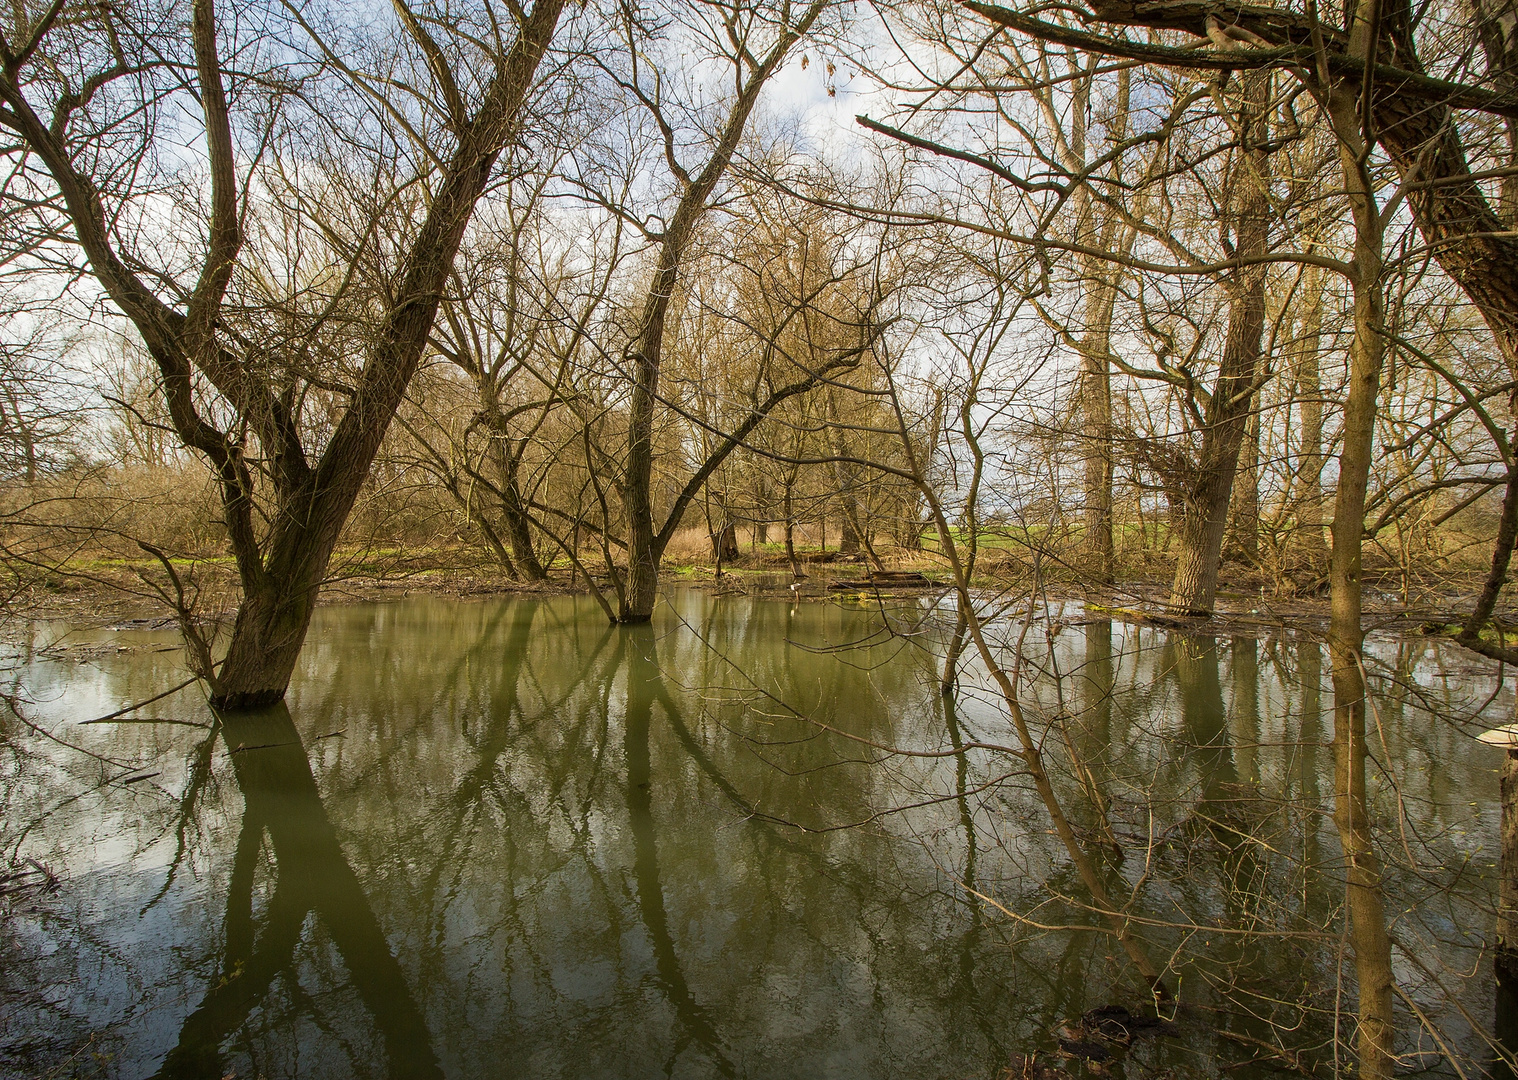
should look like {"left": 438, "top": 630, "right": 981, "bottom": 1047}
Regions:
{"left": 594, "top": 0, "right": 833, "bottom": 621}
{"left": 0, "top": 0, "right": 568, "bottom": 706}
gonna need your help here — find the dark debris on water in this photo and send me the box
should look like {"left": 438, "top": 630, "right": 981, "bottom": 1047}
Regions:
{"left": 998, "top": 1004, "right": 1181, "bottom": 1077}
{"left": 0, "top": 858, "right": 59, "bottom": 900}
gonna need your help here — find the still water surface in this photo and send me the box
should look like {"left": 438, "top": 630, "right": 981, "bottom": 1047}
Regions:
{"left": 0, "top": 590, "right": 1508, "bottom": 1078}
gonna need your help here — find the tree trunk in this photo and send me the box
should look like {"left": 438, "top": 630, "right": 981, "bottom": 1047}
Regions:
{"left": 1323, "top": 71, "right": 1397, "bottom": 1080}
{"left": 1500, "top": 743, "right": 1518, "bottom": 1079}
{"left": 1293, "top": 268, "right": 1329, "bottom": 570}
{"left": 616, "top": 9, "right": 823, "bottom": 623}
{"left": 1081, "top": 340, "right": 1116, "bottom": 585}
{"left": 1501, "top": 749, "right": 1518, "bottom": 980}
{"left": 1461, "top": 437, "right": 1518, "bottom": 643}
{"left": 622, "top": 361, "right": 662, "bottom": 622}
{"left": 5, "top": 0, "right": 569, "bottom": 706}
{"left": 828, "top": 389, "right": 867, "bottom": 559}
{"left": 212, "top": 576, "right": 322, "bottom": 710}
{"left": 1228, "top": 410, "right": 1260, "bottom": 565}
{"left": 1074, "top": 72, "right": 1131, "bottom": 588}
{"left": 1167, "top": 71, "right": 1272, "bottom": 615}
{"left": 839, "top": 512, "right": 861, "bottom": 555}
{"left": 502, "top": 497, "right": 547, "bottom": 580}
{"left": 494, "top": 437, "right": 548, "bottom": 581}
{"left": 941, "top": 601, "right": 968, "bottom": 695}
{"left": 712, "top": 522, "right": 739, "bottom": 562}
{"left": 1373, "top": 34, "right": 1518, "bottom": 375}
{"left": 783, "top": 483, "right": 799, "bottom": 575}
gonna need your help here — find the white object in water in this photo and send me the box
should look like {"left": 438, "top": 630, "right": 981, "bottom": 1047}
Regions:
{"left": 1479, "top": 725, "right": 1518, "bottom": 747}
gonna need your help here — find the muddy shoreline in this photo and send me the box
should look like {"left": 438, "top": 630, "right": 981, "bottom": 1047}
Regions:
{"left": 4, "top": 549, "right": 1494, "bottom": 649}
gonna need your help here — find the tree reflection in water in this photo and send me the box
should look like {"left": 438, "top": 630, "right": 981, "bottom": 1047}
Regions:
{"left": 3, "top": 592, "right": 1511, "bottom": 1077}
{"left": 623, "top": 625, "right": 735, "bottom": 1077}
{"left": 152, "top": 704, "right": 441, "bottom": 1080}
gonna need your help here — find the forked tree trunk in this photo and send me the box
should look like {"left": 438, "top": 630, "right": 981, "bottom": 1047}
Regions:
{"left": 3, "top": 0, "right": 569, "bottom": 708}
{"left": 1057, "top": 0, "right": 1518, "bottom": 618}
{"left": 617, "top": 3, "right": 826, "bottom": 624}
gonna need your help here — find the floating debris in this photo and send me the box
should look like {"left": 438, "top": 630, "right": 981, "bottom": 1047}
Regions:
{"left": 1057, "top": 1030, "right": 1111, "bottom": 1063}
{"left": 1001, "top": 1053, "right": 1062, "bottom": 1080}
{"left": 0, "top": 858, "right": 59, "bottom": 900}
{"left": 1080, "top": 1004, "right": 1179, "bottom": 1045}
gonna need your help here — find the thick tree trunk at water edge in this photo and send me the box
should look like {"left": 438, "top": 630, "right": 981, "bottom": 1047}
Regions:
{"left": 1166, "top": 70, "right": 1270, "bottom": 616}
{"left": 1168, "top": 483, "right": 1235, "bottom": 616}
{"left": 210, "top": 579, "right": 322, "bottom": 709}
{"left": 620, "top": 515, "right": 659, "bottom": 623}
{"left": 504, "top": 500, "right": 547, "bottom": 580}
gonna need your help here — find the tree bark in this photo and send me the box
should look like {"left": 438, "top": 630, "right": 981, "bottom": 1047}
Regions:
{"left": 1075, "top": 73, "right": 1131, "bottom": 588}
{"left": 1293, "top": 266, "right": 1329, "bottom": 570}
{"left": 783, "top": 482, "right": 799, "bottom": 574}
{"left": 712, "top": 521, "right": 739, "bottom": 562}
{"left": 1228, "top": 410, "right": 1260, "bottom": 565}
{"left": 211, "top": 573, "right": 324, "bottom": 710}
{"left": 839, "top": 509, "right": 861, "bottom": 554}
{"left": 1501, "top": 749, "right": 1518, "bottom": 981}
{"left": 1323, "top": 68, "right": 1397, "bottom": 1080}
{"left": 482, "top": 417, "right": 549, "bottom": 580}
{"left": 618, "top": 0, "right": 828, "bottom": 623}
{"left": 1462, "top": 448, "right": 1518, "bottom": 642}
{"left": 1168, "top": 71, "right": 1272, "bottom": 615}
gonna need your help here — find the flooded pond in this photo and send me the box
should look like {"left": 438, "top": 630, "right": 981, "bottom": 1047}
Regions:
{"left": 0, "top": 590, "right": 1508, "bottom": 1078}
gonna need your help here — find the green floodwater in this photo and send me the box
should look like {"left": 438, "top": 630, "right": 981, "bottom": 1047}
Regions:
{"left": 0, "top": 589, "right": 1510, "bottom": 1078}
